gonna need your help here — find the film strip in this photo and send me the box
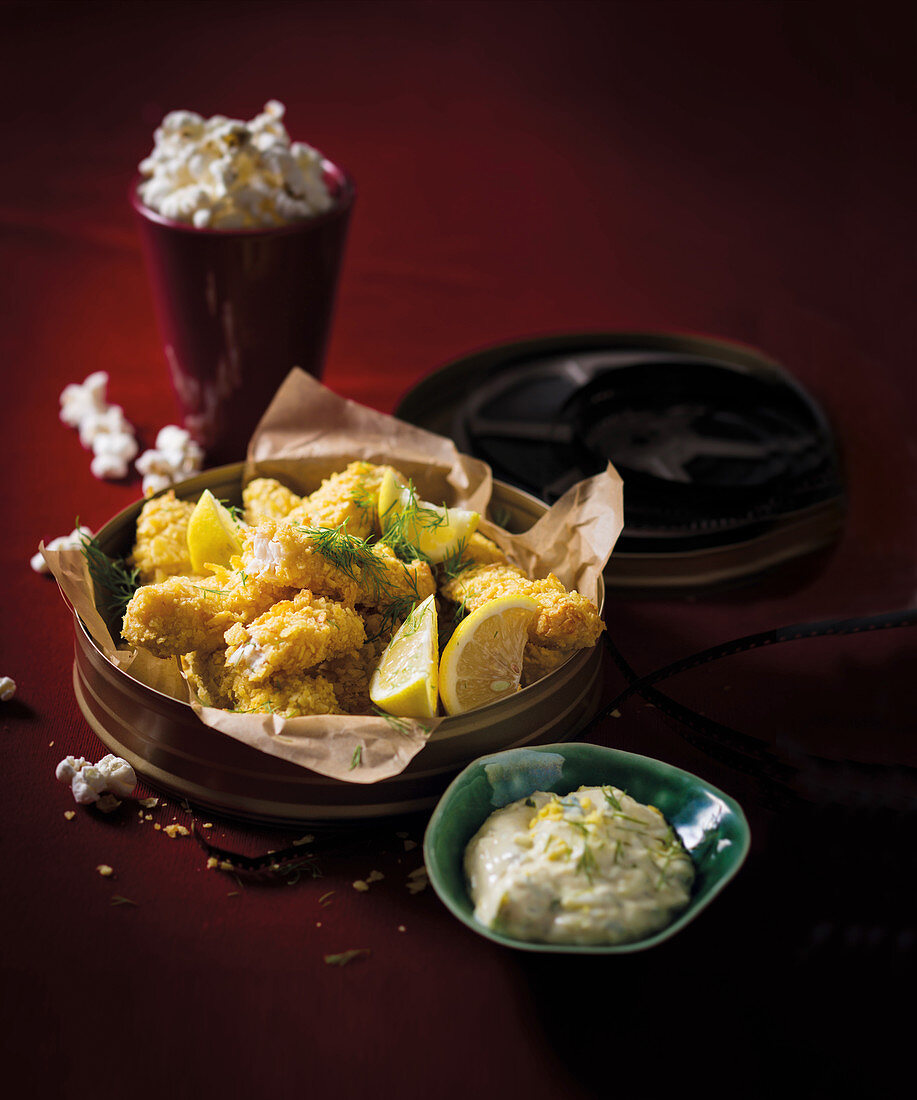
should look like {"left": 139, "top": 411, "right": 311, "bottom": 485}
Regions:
{"left": 584, "top": 608, "right": 917, "bottom": 809}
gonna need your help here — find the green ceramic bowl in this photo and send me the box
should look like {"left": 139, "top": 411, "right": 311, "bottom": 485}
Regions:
{"left": 423, "top": 742, "right": 751, "bottom": 954}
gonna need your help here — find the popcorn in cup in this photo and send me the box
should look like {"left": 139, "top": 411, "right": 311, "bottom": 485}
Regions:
{"left": 131, "top": 101, "right": 355, "bottom": 466}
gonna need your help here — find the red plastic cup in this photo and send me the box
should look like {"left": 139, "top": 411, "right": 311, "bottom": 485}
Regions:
{"left": 130, "top": 162, "right": 355, "bottom": 466}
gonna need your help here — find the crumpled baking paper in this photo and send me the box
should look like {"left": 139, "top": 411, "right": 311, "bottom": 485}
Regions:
{"left": 45, "top": 368, "right": 624, "bottom": 784}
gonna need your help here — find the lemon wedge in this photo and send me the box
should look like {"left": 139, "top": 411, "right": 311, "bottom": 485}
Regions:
{"left": 369, "top": 594, "right": 439, "bottom": 718}
{"left": 438, "top": 595, "right": 537, "bottom": 716}
{"left": 186, "top": 489, "right": 245, "bottom": 573}
{"left": 377, "top": 468, "right": 480, "bottom": 564}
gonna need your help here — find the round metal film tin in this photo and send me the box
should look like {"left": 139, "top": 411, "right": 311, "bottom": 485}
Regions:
{"left": 72, "top": 465, "right": 605, "bottom": 825}
{"left": 396, "top": 331, "right": 845, "bottom": 590}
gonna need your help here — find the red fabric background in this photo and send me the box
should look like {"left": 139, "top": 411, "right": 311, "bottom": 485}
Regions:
{"left": 2, "top": 2, "right": 914, "bottom": 1097}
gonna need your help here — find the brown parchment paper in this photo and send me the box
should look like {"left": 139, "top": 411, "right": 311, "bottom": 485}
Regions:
{"left": 47, "top": 368, "right": 624, "bottom": 785}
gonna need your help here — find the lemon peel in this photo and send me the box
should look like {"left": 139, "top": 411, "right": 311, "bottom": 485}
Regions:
{"left": 186, "top": 489, "right": 245, "bottom": 573}
{"left": 377, "top": 468, "right": 479, "bottom": 564}
{"left": 369, "top": 594, "right": 439, "bottom": 718}
{"left": 438, "top": 595, "right": 537, "bottom": 716}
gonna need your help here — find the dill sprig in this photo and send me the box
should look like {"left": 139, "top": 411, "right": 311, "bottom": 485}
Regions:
{"left": 602, "top": 785, "right": 625, "bottom": 811}
{"left": 437, "top": 538, "right": 472, "bottom": 581}
{"left": 217, "top": 498, "right": 246, "bottom": 524}
{"left": 350, "top": 744, "right": 363, "bottom": 769}
{"left": 371, "top": 706, "right": 428, "bottom": 737}
{"left": 348, "top": 485, "right": 378, "bottom": 520}
{"left": 379, "top": 480, "right": 445, "bottom": 563}
{"left": 576, "top": 842, "right": 598, "bottom": 883}
{"left": 294, "top": 521, "right": 392, "bottom": 603}
{"left": 78, "top": 529, "right": 140, "bottom": 623}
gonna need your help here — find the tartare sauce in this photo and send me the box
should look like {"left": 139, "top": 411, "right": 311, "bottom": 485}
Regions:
{"left": 464, "top": 785, "right": 695, "bottom": 945}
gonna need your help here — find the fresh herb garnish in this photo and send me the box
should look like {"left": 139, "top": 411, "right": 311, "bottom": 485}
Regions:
{"left": 437, "top": 538, "right": 472, "bottom": 581}
{"left": 217, "top": 498, "right": 246, "bottom": 524}
{"left": 379, "top": 480, "right": 444, "bottom": 562}
{"left": 602, "top": 785, "right": 623, "bottom": 811}
{"left": 294, "top": 521, "right": 391, "bottom": 603}
{"left": 371, "top": 706, "right": 427, "bottom": 737}
{"left": 576, "top": 842, "right": 598, "bottom": 883}
{"left": 350, "top": 744, "right": 363, "bottom": 769}
{"left": 78, "top": 529, "right": 140, "bottom": 623}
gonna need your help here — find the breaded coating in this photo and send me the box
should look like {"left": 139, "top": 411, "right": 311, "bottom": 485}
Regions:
{"left": 441, "top": 563, "right": 604, "bottom": 651}
{"left": 243, "top": 477, "right": 303, "bottom": 525}
{"left": 129, "top": 491, "right": 195, "bottom": 583}
{"left": 286, "top": 461, "right": 395, "bottom": 539}
{"left": 231, "top": 672, "right": 342, "bottom": 718}
{"left": 223, "top": 590, "right": 366, "bottom": 686}
{"left": 181, "top": 649, "right": 236, "bottom": 709}
{"left": 242, "top": 519, "right": 435, "bottom": 612}
{"left": 122, "top": 569, "right": 281, "bottom": 659}
{"left": 457, "top": 531, "right": 510, "bottom": 567}
{"left": 365, "top": 542, "right": 436, "bottom": 612}
{"left": 317, "top": 611, "right": 394, "bottom": 714}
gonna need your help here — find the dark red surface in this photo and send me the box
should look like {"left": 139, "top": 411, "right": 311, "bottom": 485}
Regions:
{"left": 2, "top": 2, "right": 914, "bottom": 1097}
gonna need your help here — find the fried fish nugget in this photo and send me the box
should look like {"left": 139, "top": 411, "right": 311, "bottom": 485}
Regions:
{"left": 316, "top": 611, "right": 394, "bottom": 714}
{"left": 286, "top": 460, "right": 395, "bottom": 539}
{"left": 230, "top": 672, "right": 342, "bottom": 718}
{"left": 456, "top": 531, "right": 510, "bottom": 567}
{"left": 180, "top": 649, "right": 236, "bottom": 709}
{"left": 242, "top": 477, "right": 304, "bottom": 525}
{"left": 441, "top": 563, "right": 604, "bottom": 652}
{"left": 223, "top": 590, "right": 365, "bottom": 685}
{"left": 242, "top": 519, "right": 435, "bottom": 612}
{"left": 129, "top": 490, "right": 195, "bottom": 583}
{"left": 122, "top": 569, "right": 281, "bottom": 659}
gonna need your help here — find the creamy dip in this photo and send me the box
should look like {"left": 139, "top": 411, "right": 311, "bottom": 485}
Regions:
{"left": 464, "top": 785, "right": 695, "bottom": 945}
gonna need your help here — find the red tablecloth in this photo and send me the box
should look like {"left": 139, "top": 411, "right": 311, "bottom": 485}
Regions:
{"left": 3, "top": 2, "right": 914, "bottom": 1096}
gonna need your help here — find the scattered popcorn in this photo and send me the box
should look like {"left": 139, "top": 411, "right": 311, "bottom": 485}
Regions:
{"left": 64, "top": 810, "right": 76, "bottom": 821}
{"left": 164, "top": 824, "right": 190, "bottom": 838}
{"left": 31, "top": 526, "right": 92, "bottom": 574}
{"left": 89, "top": 426, "right": 140, "bottom": 480}
{"left": 56, "top": 752, "right": 136, "bottom": 808}
{"left": 78, "top": 402, "right": 134, "bottom": 449}
{"left": 352, "top": 880, "right": 369, "bottom": 892}
{"left": 0, "top": 676, "right": 16, "bottom": 701}
{"left": 59, "top": 371, "right": 109, "bottom": 427}
{"left": 366, "top": 870, "right": 384, "bottom": 884}
{"left": 55, "top": 756, "right": 92, "bottom": 783}
{"left": 96, "top": 864, "right": 114, "bottom": 877}
{"left": 135, "top": 425, "right": 204, "bottom": 494}
{"left": 137, "top": 796, "right": 159, "bottom": 809}
{"left": 137, "top": 101, "right": 333, "bottom": 229}
{"left": 59, "top": 372, "right": 139, "bottom": 481}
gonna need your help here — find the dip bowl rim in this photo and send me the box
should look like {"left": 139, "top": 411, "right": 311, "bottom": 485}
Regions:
{"left": 423, "top": 741, "right": 751, "bottom": 954}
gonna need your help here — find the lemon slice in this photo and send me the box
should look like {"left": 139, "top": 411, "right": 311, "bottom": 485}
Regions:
{"left": 186, "top": 489, "right": 245, "bottom": 573}
{"left": 369, "top": 594, "right": 439, "bottom": 718}
{"left": 438, "top": 595, "right": 537, "bottom": 716}
{"left": 377, "top": 468, "right": 480, "bottom": 564}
